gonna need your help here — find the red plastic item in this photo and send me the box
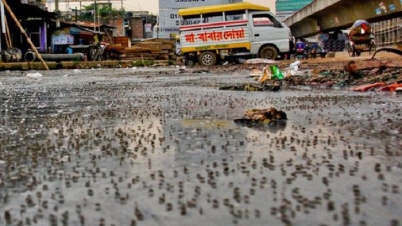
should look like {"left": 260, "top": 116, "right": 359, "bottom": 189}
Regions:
{"left": 376, "top": 83, "right": 402, "bottom": 92}
{"left": 351, "top": 82, "right": 386, "bottom": 92}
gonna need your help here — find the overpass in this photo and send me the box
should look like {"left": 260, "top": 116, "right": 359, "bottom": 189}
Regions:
{"left": 284, "top": 0, "right": 402, "bottom": 38}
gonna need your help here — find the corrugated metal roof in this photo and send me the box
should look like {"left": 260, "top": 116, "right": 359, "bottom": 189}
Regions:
{"left": 62, "top": 21, "right": 116, "bottom": 29}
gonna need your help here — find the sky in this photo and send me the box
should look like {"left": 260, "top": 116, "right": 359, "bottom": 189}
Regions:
{"left": 44, "top": 0, "right": 276, "bottom": 15}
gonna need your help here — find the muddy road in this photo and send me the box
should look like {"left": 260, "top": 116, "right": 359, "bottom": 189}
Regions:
{"left": 1, "top": 68, "right": 401, "bottom": 226}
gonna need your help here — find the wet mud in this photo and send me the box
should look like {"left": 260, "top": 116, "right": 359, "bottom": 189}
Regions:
{"left": 1, "top": 68, "right": 402, "bottom": 226}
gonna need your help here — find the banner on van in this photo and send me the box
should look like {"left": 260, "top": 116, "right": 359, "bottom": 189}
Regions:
{"left": 182, "top": 28, "right": 247, "bottom": 43}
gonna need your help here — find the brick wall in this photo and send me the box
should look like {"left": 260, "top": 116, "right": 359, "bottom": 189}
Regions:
{"left": 108, "top": 18, "right": 125, "bottom": 37}
{"left": 130, "top": 17, "right": 144, "bottom": 39}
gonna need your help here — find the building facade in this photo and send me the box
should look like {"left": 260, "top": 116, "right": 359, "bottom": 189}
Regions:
{"left": 1, "top": 0, "right": 56, "bottom": 54}
{"left": 275, "top": 0, "right": 312, "bottom": 21}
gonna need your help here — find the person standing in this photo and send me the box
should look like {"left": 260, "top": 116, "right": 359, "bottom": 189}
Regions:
{"left": 295, "top": 39, "right": 306, "bottom": 59}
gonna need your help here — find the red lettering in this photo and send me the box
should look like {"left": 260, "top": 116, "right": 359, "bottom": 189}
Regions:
{"left": 206, "top": 31, "right": 224, "bottom": 41}
{"left": 184, "top": 33, "right": 195, "bottom": 43}
{"left": 188, "top": 29, "right": 245, "bottom": 43}
{"left": 223, "top": 28, "right": 245, "bottom": 40}
{"left": 234, "top": 28, "right": 245, "bottom": 39}
{"left": 198, "top": 32, "right": 208, "bottom": 42}
{"left": 216, "top": 31, "right": 223, "bottom": 41}
{"left": 223, "top": 30, "right": 233, "bottom": 40}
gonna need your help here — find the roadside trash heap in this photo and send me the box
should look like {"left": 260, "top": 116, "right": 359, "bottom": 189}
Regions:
{"left": 246, "top": 59, "right": 348, "bottom": 88}
{"left": 258, "top": 64, "right": 285, "bottom": 81}
{"left": 234, "top": 107, "right": 287, "bottom": 125}
{"left": 248, "top": 59, "right": 308, "bottom": 82}
{"left": 257, "top": 56, "right": 402, "bottom": 91}
{"left": 345, "top": 55, "right": 402, "bottom": 92}
{"left": 219, "top": 59, "right": 288, "bottom": 91}
{"left": 223, "top": 56, "right": 402, "bottom": 91}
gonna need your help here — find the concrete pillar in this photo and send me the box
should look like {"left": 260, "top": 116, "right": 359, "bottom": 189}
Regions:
{"left": 130, "top": 17, "right": 144, "bottom": 39}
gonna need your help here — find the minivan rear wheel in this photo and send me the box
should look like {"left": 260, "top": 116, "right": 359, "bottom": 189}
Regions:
{"left": 259, "top": 46, "right": 278, "bottom": 60}
{"left": 199, "top": 51, "right": 217, "bottom": 66}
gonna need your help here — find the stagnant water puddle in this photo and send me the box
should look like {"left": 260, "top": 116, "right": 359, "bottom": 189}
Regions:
{"left": 0, "top": 70, "right": 402, "bottom": 225}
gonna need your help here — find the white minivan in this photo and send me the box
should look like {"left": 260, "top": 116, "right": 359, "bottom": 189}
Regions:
{"left": 177, "top": 2, "right": 294, "bottom": 66}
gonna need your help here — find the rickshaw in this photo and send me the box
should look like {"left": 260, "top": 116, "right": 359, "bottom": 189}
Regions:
{"left": 347, "top": 20, "right": 376, "bottom": 57}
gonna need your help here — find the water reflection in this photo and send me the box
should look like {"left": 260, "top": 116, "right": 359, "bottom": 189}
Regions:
{"left": 164, "top": 119, "right": 247, "bottom": 169}
{"left": 0, "top": 72, "right": 401, "bottom": 226}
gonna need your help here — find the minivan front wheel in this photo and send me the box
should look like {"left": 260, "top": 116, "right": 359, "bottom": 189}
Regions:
{"left": 259, "top": 46, "right": 278, "bottom": 60}
{"left": 185, "top": 57, "right": 195, "bottom": 67}
{"left": 236, "top": 57, "right": 247, "bottom": 64}
{"left": 199, "top": 51, "right": 217, "bottom": 66}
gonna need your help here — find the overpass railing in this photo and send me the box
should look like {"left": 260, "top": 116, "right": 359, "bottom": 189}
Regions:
{"left": 372, "top": 17, "right": 402, "bottom": 47}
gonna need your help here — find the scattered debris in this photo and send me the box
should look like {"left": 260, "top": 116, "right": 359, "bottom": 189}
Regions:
{"left": 244, "top": 58, "right": 278, "bottom": 64}
{"left": 219, "top": 83, "right": 281, "bottom": 92}
{"left": 192, "top": 69, "right": 210, "bottom": 74}
{"left": 179, "top": 66, "right": 186, "bottom": 73}
{"left": 26, "top": 72, "right": 43, "bottom": 79}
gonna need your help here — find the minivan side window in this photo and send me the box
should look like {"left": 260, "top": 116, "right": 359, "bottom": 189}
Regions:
{"left": 252, "top": 14, "right": 282, "bottom": 27}
{"left": 252, "top": 14, "right": 273, "bottom": 26}
{"left": 225, "top": 10, "right": 247, "bottom": 21}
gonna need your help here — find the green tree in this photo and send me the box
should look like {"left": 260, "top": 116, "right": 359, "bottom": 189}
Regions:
{"left": 80, "top": 4, "right": 125, "bottom": 21}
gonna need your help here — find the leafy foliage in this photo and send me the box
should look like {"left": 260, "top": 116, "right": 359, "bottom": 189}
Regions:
{"left": 133, "top": 60, "right": 154, "bottom": 67}
{"left": 80, "top": 3, "right": 125, "bottom": 21}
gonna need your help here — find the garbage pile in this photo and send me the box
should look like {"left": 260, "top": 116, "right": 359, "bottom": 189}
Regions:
{"left": 248, "top": 60, "right": 310, "bottom": 82}
{"left": 1, "top": 48, "right": 22, "bottom": 62}
{"left": 243, "top": 53, "right": 402, "bottom": 91}
{"left": 210, "top": 50, "right": 402, "bottom": 91}
{"left": 219, "top": 59, "right": 287, "bottom": 91}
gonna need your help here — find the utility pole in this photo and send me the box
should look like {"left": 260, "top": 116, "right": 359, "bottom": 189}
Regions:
{"left": 55, "top": 0, "right": 60, "bottom": 27}
{"left": 108, "top": 0, "right": 111, "bottom": 17}
{"left": 0, "top": 0, "right": 4, "bottom": 52}
{"left": 93, "top": 0, "right": 96, "bottom": 32}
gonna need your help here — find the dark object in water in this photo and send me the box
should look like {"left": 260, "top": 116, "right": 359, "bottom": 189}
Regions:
{"left": 219, "top": 84, "right": 280, "bottom": 92}
{"left": 234, "top": 107, "right": 287, "bottom": 125}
